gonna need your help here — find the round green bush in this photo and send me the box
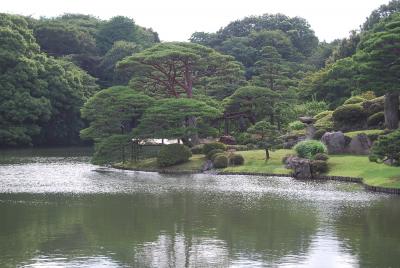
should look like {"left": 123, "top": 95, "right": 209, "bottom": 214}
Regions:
{"left": 314, "top": 153, "right": 329, "bottom": 161}
{"left": 289, "top": 121, "right": 306, "bottom": 131}
{"left": 157, "top": 144, "right": 192, "bottom": 167}
{"left": 311, "top": 160, "right": 329, "bottom": 174}
{"left": 370, "top": 130, "right": 400, "bottom": 165}
{"left": 206, "top": 149, "right": 224, "bottom": 160}
{"left": 315, "top": 112, "right": 334, "bottom": 130}
{"left": 314, "top": 111, "right": 333, "bottom": 121}
{"left": 333, "top": 104, "right": 367, "bottom": 123}
{"left": 236, "top": 132, "right": 256, "bottom": 145}
{"left": 362, "top": 96, "right": 384, "bottom": 116}
{"left": 203, "top": 142, "right": 226, "bottom": 155}
{"left": 229, "top": 154, "right": 245, "bottom": 166}
{"left": 294, "top": 140, "right": 327, "bottom": 159}
{"left": 191, "top": 144, "right": 204, "bottom": 154}
{"left": 213, "top": 154, "right": 228, "bottom": 168}
{"left": 344, "top": 96, "right": 366, "bottom": 105}
{"left": 367, "top": 112, "right": 385, "bottom": 127}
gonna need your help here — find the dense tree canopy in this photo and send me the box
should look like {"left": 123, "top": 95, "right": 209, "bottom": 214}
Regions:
{"left": 118, "top": 42, "right": 245, "bottom": 100}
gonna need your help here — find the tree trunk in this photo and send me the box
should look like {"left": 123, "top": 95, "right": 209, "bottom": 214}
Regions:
{"left": 384, "top": 92, "right": 399, "bottom": 130}
{"left": 187, "top": 116, "right": 200, "bottom": 145}
{"left": 265, "top": 148, "right": 270, "bottom": 160}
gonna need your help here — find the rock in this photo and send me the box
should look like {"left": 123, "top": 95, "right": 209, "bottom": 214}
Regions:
{"left": 284, "top": 156, "right": 312, "bottom": 179}
{"left": 282, "top": 133, "right": 306, "bottom": 149}
{"left": 299, "top": 116, "right": 316, "bottom": 124}
{"left": 321, "top": 131, "right": 346, "bottom": 154}
{"left": 305, "top": 124, "right": 316, "bottom": 139}
{"left": 346, "top": 133, "right": 372, "bottom": 155}
{"left": 219, "top": 135, "right": 236, "bottom": 145}
{"left": 202, "top": 160, "right": 213, "bottom": 171}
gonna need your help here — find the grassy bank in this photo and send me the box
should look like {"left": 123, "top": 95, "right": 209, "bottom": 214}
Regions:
{"left": 114, "top": 154, "right": 205, "bottom": 172}
{"left": 115, "top": 149, "right": 400, "bottom": 190}
{"left": 327, "top": 155, "right": 400, "bottom": 188}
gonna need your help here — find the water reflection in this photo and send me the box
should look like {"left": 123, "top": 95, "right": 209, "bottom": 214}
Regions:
{"left": 0, "top": 148, "right": 399, "bottom": 267}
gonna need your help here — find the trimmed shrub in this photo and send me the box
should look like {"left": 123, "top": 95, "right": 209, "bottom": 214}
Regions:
{"left": 157, "top": 144, "right": 192, "bottom": 167}
{"left": 203, "top": 142, "right": 226, "bottom": 155}
{"left": 213, "top": 154, "right": 228, "bottom": 168}
{"left": 229, "top": 154, "right": 245, "bottom": 166}
{"left": 191, "top": 144, "right": 204, "bottom": 154}
{"left": 211, "top": 152, "right": 225, "bottom": 162}
{"left": 315, "top": 112, "right": 334, "bottom": 130}
{"left": 369, "top": 130, "right": 400, "bottom": 165}
{"left": 311, "top": 160, "right": 329, "bottom": 174}
{"left": 344, "top": 96, "right": 365, "bottom": 105}
{"left": 314, "top": 153, "right": 329, "bottom": 161}
{"left": 333, "top": 104, "right": 367, "bottom": 123}
{"left": 367, "top": 112, "right": 385, "bottom": 127}
{"left": 289, "top": 121, "right": 306, "bottom": 131}
{"left": 333, "top": 104, "right": 367, "bottom": 130}
{"left": 294, "top": 140, "right": 327, "bottom": 159}
{"left": 362, "top": 96, "right": 384, "bottom": 116}
{"left": 313, "top": 129, "right": 327, "bottom": 140}
{"left": 314, "top": 110, "right": 333, "bottom": 120}
{"left": 360, "top": 91, "right": 376, "bottom": 100}
{"left": 206, "top": 149, "right": 224, "bottom": 160}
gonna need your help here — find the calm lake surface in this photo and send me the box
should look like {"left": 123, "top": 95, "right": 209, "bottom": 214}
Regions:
{"left": 0, "top": 148, "right": 399, "bottom": 268}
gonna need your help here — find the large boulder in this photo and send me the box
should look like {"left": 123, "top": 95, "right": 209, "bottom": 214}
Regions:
{"left": 321, "top": 131, "right": 346, "bottom": 154}
{"left": 284, "top": 156, "right": 312, "bottom": 179}
{"left": 346, "top": 133, "right": 372, "bottom": 155}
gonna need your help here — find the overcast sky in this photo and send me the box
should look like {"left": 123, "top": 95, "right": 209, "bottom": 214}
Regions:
{"left": 2, "top": 0, "right": 390, "bottom": 42}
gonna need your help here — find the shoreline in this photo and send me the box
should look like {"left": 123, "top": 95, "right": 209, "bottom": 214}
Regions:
{"left": 112, "top": 164, "right": 400, "bottom": 195}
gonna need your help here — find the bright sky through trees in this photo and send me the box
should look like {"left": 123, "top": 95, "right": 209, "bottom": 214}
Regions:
{"left": 2, "top": 0, "right": 390, "bottom": 42}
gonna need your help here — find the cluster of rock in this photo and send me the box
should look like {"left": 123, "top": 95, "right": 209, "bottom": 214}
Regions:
{"left": 321, "top": 131, "right": 372, "bottom": 155}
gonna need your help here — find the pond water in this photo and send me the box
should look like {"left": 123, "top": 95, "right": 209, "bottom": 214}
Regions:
{"left": 0, "top": 148, "right": 399, "bottom": 268}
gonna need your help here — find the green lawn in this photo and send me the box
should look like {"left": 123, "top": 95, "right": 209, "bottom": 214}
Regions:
{"left": 327, "top": 155, "right": 400, "bottom": 188}
{"left": 115, "top": 154, "right": 205, "bottom": 172}
{"left": 223, "top": 149, "right": 292, "bottom": 174}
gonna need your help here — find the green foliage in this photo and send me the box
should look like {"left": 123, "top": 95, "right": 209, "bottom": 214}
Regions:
{"left": 229, "top": 154, "right": 245, "bottom": 166}
{"left": 294, "top": 140, "right": 327, "bottom": 159}
{"left": 118, "top": 42, "right": 245, "bottom": 99}
{"left": 344, "top": 96, "right": 366, "bottom": 105}
{"left": 81, "top": 86, "right": 154, "bottom": 141}
{"left": 213, "top": 154, "right": 229, "bottom": 168}
{"left": 367, "top": 112, "right": 385, "bottom": 127}
{"left": 361, "top": 96, "right": 384, "bottom": 116}
{"left": 211, "top": 152, "right": 225, "bottom": 162}
{"left": 313, "top": 129, "right": 327, "bottom": 140}
{"left": 135, "top": 98, "right": 221, "bottom": 140}
{"left": 314, "top": 111, "right": 333, "bottom": 120}
{"left": 235, "top": 133, "right": 256, "bottom": 145}
{"left": 157, "top": 144, "right": 192, "bottom": 167}
{"left": 190, "top": 144, "right": 204, "bottom": 154}
{"left": 311, "top": 160, "right": 329, "bottom": 174}
{"left": 0, "top": 14, "right": 98, "bottom": 147}
{"left": 92, "top": 134, "right": 132, "bottom": 165}
{"left": 332, "top": 104, "right": 367, "bottom": 129}
{"left": 314, "top": 153, "right": 329, "bottom": 161}
{"left": 203, "top": 142, "right": 226, "bottom": 155}
{"left": 289, "top": 121, "right": 306, "bottom": 131}
{"left": 96, "top": 16, "right": 157, "bottom": 55}
{"left": 370, "top": 130, "right": 400, "bottom": 165}
{"left": 294, "top": 100, "right": 328, "bottom": 117}
{"left": 206, "top": 149, "right": 225, "bottom": 160}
